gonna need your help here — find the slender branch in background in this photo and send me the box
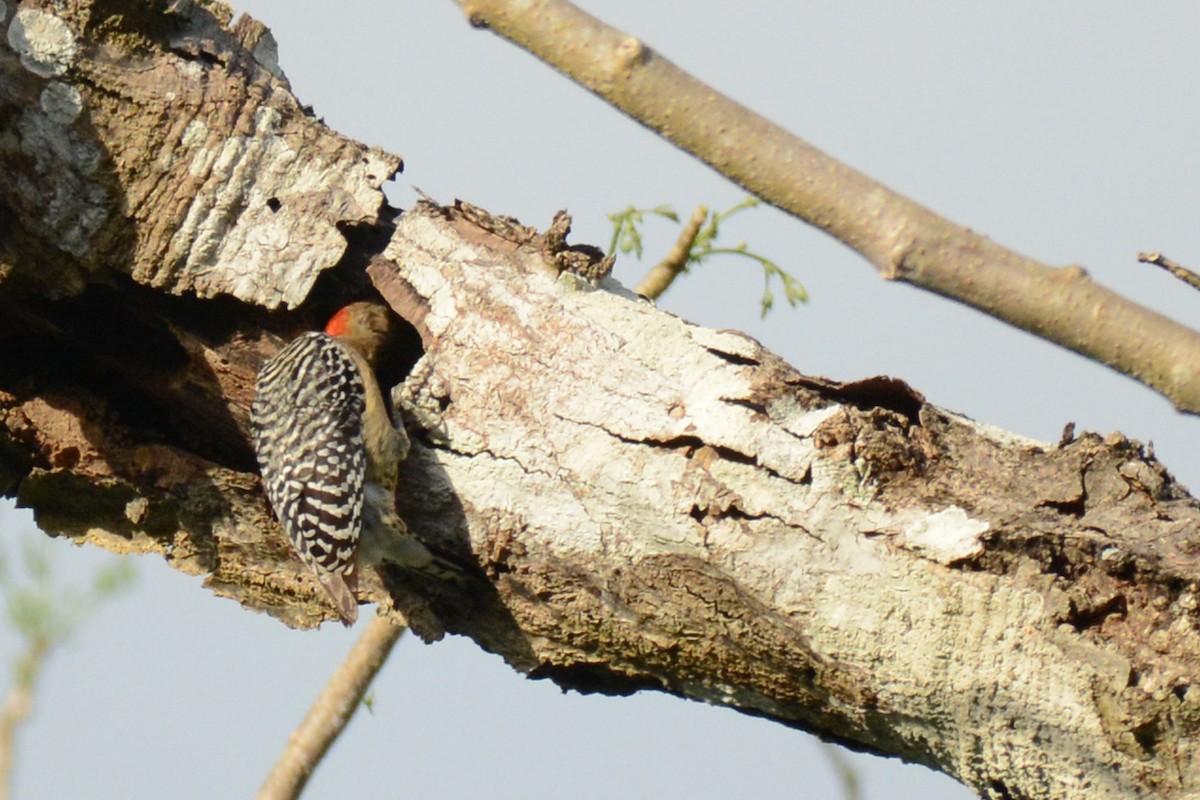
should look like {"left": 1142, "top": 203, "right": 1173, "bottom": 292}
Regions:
{"left": 257, "top": 613, "right": 406, "bottom": 800}
{"left": 1138, "top": 251, "right": 1200, "bottom": 294}
{"left": 0, "top": 533, "right": 135, "bottom": 800}
{"left": 455, "top": 0, "right": 1200, "bottom": 414}
{"left": 0, "top": 641, "right": 46, "bottom": 800}
{"left": 635, "top": 204, "right": 708, "bottom": 299}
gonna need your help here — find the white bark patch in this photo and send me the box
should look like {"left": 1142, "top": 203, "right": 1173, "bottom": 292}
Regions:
{"left": 8, "top": 9, "right": 76, "bottom": 78}
{"left": 900, "top": 506, "right": 988, "bottom": 563}
{"left": 170, "top": 112, "right": 396, "bottom": 307}
{"left": 0, "top": 2, "right": 8, "bottom": 24}
{"left": 688, "top": 325, "right": 761, "bottom": 362}
{"left": 778, "top": 402, "right": 841, "bottom": 438}
{"left": 177, "top": 59, "right": 203, "bottom": 80}
{"left": 180, "top": 119, "right": 208, "bottom": 149}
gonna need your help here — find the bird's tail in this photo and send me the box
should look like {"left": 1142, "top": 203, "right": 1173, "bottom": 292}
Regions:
{"left": 319, "top": 572, "right": 360, "bottom": 627}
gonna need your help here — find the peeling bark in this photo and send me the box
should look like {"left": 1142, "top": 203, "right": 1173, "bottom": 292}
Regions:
{"left": 0, "top": 0, "right": 397, "bottom": 306}
{"left": 2, "top": 3, "right": 1199, "bottom": 799}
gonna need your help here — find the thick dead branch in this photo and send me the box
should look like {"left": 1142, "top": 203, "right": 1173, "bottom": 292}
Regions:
{"left": 3, "top": 4, "right": 1200, "bottom": 800}
{"left": 453, "top": 0, "right": 1200, "bottom": 415}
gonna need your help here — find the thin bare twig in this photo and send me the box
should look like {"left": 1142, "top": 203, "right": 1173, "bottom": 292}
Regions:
{"left": 257, "top": 613, "right": 406, "bottom": 800}
{"left": 635, "top": 205, "right": 708, "bottom": 299}
{"left": 455, "top": 0, "right": 1200, "bottom": 414}
{"left": 818, "top": 742, "right": 862, "bottom": 800}
{"left": 1138, "top": 251, "right": 1200, "bottom": 294}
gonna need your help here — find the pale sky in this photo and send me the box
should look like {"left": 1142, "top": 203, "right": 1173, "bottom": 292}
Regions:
{"left": 5, "top": 3, "right": 1200, "bottom": 798}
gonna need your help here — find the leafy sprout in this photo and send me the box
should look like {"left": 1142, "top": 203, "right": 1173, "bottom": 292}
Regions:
{"left": 607, "top": 204, "right": 679, "bottom": 260}
{"left": 608, "top": 197, "right": 807, "bottom": 317}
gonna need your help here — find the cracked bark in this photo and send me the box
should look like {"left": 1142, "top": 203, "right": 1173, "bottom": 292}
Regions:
{"left": 2, "top": 3, "right": 1200, "bottom": 799}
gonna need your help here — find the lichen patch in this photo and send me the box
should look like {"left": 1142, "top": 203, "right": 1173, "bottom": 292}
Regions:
{"left": 8, "top": 9, "right": 76, "bottom": 78}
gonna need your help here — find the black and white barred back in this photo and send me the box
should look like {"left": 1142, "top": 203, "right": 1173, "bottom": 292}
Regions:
{"left": 250, "top": 332, "right": 367, "bottom": 596}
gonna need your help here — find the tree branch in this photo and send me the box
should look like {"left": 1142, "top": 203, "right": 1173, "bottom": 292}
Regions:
{"left": 0, "top": 641, "right": 46, "bottom": 800}
{"left": 257, "top": 614, "right": 406, "bottom": 800}
{"left": 1138, "top": 251, "right": 1200, "bottom": 294}
{"left": 634, "top": 204, "right": 707, "bottom": 300}
{"left": 454, "top": 0, "right": 1200, "bottom": 414}
{"left": 4, "top": 5, "right": 1200, "bottom": 798}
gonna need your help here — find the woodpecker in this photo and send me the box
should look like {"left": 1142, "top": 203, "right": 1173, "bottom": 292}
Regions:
{"left": 250, "top": 301, "right": 408, "bottom": 626}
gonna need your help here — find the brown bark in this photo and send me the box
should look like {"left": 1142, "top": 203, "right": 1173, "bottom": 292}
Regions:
{"left": 2, "top": 4, "right": 1200, "bottom": 799}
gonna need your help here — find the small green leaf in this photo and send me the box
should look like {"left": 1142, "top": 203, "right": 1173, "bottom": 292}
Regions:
{"left": 649, "top": 204, "right": 680, "bottom": 222}
{"left": 607, "top": 203, "right": 680, "bottom": 258}
{"left": 760, "top": 288, "right": 776, "bottom": 317}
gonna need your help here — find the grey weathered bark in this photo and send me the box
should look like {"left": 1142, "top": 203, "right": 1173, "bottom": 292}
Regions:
{"left": 2, "top": 3, "right": 1200, "bottom": 799}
